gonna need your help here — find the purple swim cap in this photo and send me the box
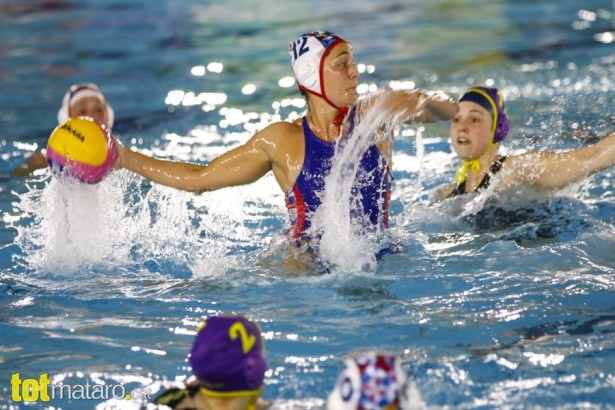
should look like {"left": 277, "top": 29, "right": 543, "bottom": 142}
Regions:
{"left": 459, "top": 87, "right": 510, "bottom": 143}
{"left": 189, "top": 314, "right": 267, "bottom": 396}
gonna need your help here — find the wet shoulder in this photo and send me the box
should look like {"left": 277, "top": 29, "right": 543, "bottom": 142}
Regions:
{"left": 497, "top": 151, "right": 542, "bottom": 188}
{"left": 255, "top": 120, "right": 305, "bottom": 189}
{"left": 256, "top": 120, "right": 303, "bottom": 143}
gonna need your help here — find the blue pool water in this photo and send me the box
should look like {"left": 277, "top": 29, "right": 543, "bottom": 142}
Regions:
{"left": 1, "top": 0, "right": 615, "bottom": 408}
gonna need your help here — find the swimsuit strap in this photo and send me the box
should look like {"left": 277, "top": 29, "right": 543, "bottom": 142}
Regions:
{"left": 476, "top": 155, "right": 507, "bottom": 190}
{"left": 448, "top": 156, "right": 507, "bottom": 198}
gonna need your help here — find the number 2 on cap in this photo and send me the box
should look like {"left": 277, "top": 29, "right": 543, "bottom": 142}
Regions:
{"left": 229, "top": 322, "right": 256, "bottom": 354}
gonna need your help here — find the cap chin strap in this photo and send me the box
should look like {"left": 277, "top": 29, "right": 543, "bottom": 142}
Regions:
{"left": 455, "top": 158, "right": 481, "bottom": 184}
{"left": 333, "top": 106, "right": 349, "bottom": 131}
{"left": 302, "top": 87, "right": 349, "bottom": 134}
{"left": 454, "top": 138, "right": 500, "bottom": 184}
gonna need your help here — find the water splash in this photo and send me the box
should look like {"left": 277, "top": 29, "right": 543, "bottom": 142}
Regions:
{"left": 310, "top": 93, "right": 423, "bottom": 272}
{"left": 14, "top": 173, "right": 125, "bottom": 273}
{"left": 10, "top": 164, "right": 287, "bottom": 280}
{"left": 12, "top": 170, "right": 205, "bottom": 277}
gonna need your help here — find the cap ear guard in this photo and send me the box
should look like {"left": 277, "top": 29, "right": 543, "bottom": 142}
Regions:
{"left": 327, "top": 358, "right": 361, "bottom": 410}
{"left": 493, "top": 89, "right": 510, "bottom": 143}
{"left": 295, "top": 57, "right": 319, "bottom": 91}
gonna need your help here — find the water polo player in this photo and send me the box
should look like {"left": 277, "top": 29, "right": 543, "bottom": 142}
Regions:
{"left": 432, "top": 86, "right": 615, "bottom": 201}
{"left": 153, "top": 314, "right": 268, "bottom": 410}
{"left": 115, "top": 31, "right": 457, "bottom": 253}
{"left": 13, "top": 82, "right": 115, "bottom": 176}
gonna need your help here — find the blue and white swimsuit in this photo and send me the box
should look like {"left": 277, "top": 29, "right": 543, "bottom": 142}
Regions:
{"left": 285, "top": 114, "right": 391, "bottom": 241}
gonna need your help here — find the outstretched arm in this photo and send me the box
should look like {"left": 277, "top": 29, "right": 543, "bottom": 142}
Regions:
{"left": 12, "top": 150, "right": 48, "bottom": 177}
{"left": 515, "top": 131, "right": 615, "bottom": 189}
{"left": 412, "top": 90, "right": 459, "bottom": 123}
{"left": 117, "top": 129, "right": 275, "bottom": 193}
{"left": 365, "top": 89, "right": 458, "bottom": 124}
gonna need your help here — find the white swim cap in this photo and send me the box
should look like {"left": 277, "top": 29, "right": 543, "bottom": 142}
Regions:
{"left": 289, "top": 31, "right": 348, "bottom": 101}
{"left": 327, "top": 351, "right": 415, "bottom": 410}
{"left": 57, "top": 83, "right": 114, "bottom": 129}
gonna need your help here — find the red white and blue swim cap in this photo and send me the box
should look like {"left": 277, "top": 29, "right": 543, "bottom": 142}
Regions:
{"left": 327, "top": 350, "right": 413, "bottom": 410}
{"left": 57, "top": 83, "right": 115, "bottom": 130}
{"left": 289, "top": 31, "right": 349, "bottom": 103}
{"left": 458, "top": 86, "right": 509, "bottom": 144}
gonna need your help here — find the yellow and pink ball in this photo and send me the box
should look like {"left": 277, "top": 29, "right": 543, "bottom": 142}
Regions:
{"left": 46, "top": 117, "right": 117, "bottom": 184}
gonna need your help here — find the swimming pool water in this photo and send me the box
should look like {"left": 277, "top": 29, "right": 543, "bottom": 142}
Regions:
{"left": 1, "top": 0, "right": 614, "bottom": 408}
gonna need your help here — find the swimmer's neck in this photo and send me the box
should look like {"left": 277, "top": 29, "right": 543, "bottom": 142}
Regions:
{"left": 464, "top": 145, "right": 501, "bottom": 188}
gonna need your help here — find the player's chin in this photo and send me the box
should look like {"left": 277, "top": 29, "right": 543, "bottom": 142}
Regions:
{"left": 341, "top": 89, "right": 358, "bottom": 104}
{"left": 452, "top": 144, "right": 471, "bottom": 158}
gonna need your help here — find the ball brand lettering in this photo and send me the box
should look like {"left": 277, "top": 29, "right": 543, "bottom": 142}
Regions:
{"left": 60, "top": 123, "right": 85, "bottom": 143}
